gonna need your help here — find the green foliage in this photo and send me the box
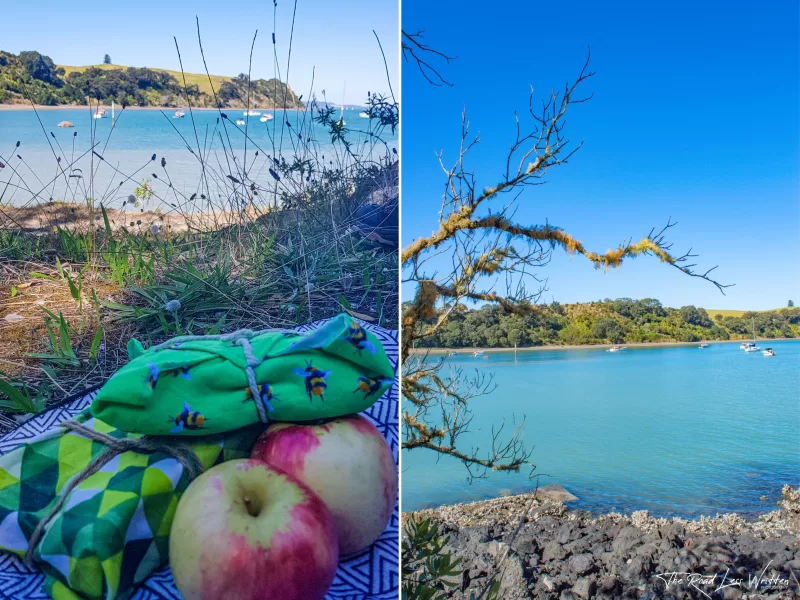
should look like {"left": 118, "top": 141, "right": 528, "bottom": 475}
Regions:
{"left": 0, "top": 50, "right": 303, "bottom": 108}
{"left": 25, "top": 310, "right": 79, "bottom": 367}
{"left": 0, "top": 374, "right": 46, "bottom": 414}
{"left": 413, "top": 300, "right": 800, "bottom": 348}
{"left": 402, "top": 516, "right": 499, "bottom": 600}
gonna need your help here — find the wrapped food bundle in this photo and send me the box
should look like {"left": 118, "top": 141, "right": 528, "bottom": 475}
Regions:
{"left": 0, "top": 314, "right": 396, "bottom": 600}
{"left": 93, "top": 313, "right": 394, "bottom": 435}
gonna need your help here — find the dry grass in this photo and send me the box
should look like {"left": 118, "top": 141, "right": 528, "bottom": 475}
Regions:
{"left": 59, "top": 64, "right": 232, "bottom": 97}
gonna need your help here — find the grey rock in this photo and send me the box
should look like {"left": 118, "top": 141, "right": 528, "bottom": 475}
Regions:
{"left": 569, "top": 554, "right": 596, "bottom": 575}
{"left": 612, "top": 526, "right": 644, "bottom": 555}
{"left": 543, "top": 540, "right": 568, "bottom": 562}
{"left": 572, "top": 577, "right": 596, "bottom": 599}
{"left": 539, "top": 574, "right": 557, "bottom": 592}
{"left": 536, "top": 484, "right": 579, "bottom": 503}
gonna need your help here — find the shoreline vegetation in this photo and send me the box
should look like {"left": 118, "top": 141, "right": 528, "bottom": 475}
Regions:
{"left": 0, "top": 51, "right": 303, "bottom": 109}
{"left": 408, "top": 486, "right": 800, "bottom": 599}
{"left": 0, "top": 104, "right": 307, "bottom": 111}
{"left": 409, "top": 300, "right": 799, "bottom": 352}
{"left": 414, "top": 337, "right": 797, "bottom": 355}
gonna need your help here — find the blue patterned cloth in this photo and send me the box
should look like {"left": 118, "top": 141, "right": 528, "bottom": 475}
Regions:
{"left": 0, "top": 320, "right": 399, "bottom": 600}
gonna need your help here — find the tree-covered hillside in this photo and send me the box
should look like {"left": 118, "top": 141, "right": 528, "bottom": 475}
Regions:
{"left": 0, "top": 50, "right": 302, "bottom": 108}
{"left": 413, "top": 299, "right": 800, "bottom": 348}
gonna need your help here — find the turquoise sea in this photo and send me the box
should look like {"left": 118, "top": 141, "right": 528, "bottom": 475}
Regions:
{"left": 0, "top": 107, "right": 396, "bottom": 210}
{"left": 402, "top": 340, "right": 800, "bottom": 518}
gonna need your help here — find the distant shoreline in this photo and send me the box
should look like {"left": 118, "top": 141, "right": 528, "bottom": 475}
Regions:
{"left": 0, "top": 104, "right": 304, "bottom": 112}
{"left": 414, "top": 337, "right": 796, "bottom": 355}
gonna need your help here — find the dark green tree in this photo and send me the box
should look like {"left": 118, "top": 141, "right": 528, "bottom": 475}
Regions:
{"left": 103, "top": 54, "right": 112, "bottom": 65}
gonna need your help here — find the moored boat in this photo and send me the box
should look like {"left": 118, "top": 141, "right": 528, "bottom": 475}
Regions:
{"left": 359, "top": 111, "right": 370, "bottom": 118}
{"left": 235, "top": 118, "right": 246, "bottom": 126}
{"left": 259, "top": 114, "right": 274, "bottom": 122}
{"left": 472, "top": 351, "right": 485, "bottom": 357}
{"left": 762, "top": 348, "right": 775, "bottom": 357}
{"left": 699, "top": 343, "right": 709, "bottom": 348}
{"left": 173, "top": 107, "right": 186, "bottom": 119}
{"left": 93, "top": 108, "right": 107, "bottom": 119}
{"left": 607, "top": 345, "right": 627, "bottom": 353}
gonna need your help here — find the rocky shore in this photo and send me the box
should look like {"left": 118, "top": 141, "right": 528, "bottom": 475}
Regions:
{"left": 410, "top": 485, "right": 800, "bottom": 599}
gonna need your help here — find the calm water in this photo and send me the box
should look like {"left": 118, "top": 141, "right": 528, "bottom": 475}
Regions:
{"left": 403, "top": 340, "right": 800, "bottom": 518}
{"left": 0, "top": 107, "right": 396, "bottom": 209}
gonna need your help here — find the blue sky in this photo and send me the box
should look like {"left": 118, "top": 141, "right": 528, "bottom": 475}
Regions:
{"left": 0, "top": 0, "right": 398, "bottom": 105}
{"left": 402, "top": 0, "right": 799, "bottom": 311}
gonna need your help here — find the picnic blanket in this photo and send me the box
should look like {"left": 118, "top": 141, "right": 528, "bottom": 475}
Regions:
{"left": 0, "top": 319, "right": 399, "bottom": 600}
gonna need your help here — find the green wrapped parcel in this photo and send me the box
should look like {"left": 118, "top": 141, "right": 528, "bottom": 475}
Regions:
{"left": 91, "top": 313, "right": 394, "bottom": 436}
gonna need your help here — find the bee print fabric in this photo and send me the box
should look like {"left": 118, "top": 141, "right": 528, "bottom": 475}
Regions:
{"left": 91, "top": 313, "right": 394, "bottom": 436}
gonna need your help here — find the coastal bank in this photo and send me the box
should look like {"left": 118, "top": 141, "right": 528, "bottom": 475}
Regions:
{"left": 409, "top": 486, "right": 800, "bottom": 599}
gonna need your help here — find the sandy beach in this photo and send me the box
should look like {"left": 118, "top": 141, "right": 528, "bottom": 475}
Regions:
{"left": 413, "top": 338, "right": 795, "bottom": 356}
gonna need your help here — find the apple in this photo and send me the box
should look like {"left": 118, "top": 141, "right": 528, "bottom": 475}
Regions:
{"left": 169, "top": 459, "right": 338, "bottom": 600}
{"left": 251, "top": 415, "right": 397, "bottom": 555}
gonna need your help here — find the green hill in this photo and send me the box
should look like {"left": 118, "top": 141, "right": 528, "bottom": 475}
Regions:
{"left": 412, "top": 299, "right": 800, "bottom": 348}
{"left": 0, "top": 51, "right": 302, "bottom": 109}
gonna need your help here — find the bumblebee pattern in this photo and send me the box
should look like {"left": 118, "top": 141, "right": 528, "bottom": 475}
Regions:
{"left": 343, "top": 320, "right": 377, "bottom": 354}
{"left": 245, "top": 383, "right": 276, "bottom": 412}
{"left": 169, "top": 401, "right": 206, "bottom": 433}
{"left": 293, "top": 360, "right": 332, "bottom": 402}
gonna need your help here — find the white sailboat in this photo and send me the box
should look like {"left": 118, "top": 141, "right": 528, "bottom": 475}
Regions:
{"left": 235, "top": 118, "right": 246, "bottom": 126}
{"left": 744, "top": 318, "right": 760, "bottom": 352}
{"left": 259, "top": 114, "right": 274, "bottom": 122}
{"left": 93, "top": 107, "right": 107, "bottom": 119}
{"left": 173, "top": 107, "right": 186, "bottom": 119}
{"left": 359, "top": 111, "right": 370, "bottom": 118}
{"left": 244, "top": 107, "right": 261, "bottom": 116}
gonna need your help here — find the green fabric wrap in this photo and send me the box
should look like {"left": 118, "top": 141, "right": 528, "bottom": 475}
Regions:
{"left": 91, "top": 313, "right": 394, "bottom": 436}
{"left": 0, "top": 408, "right": 263, "bottom": 600}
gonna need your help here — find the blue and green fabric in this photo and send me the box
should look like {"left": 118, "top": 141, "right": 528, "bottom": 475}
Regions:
{"left": 0, "top": 408, "right": 263, "bottom": 600}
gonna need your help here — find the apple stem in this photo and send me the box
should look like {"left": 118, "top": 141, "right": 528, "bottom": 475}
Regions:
{"left": 243, "top": 495, "right": 258, "bottom": 517}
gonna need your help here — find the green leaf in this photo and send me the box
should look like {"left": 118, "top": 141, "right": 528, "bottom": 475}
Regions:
{"left": 64, "top": 270, "right": 80, "bottom": 302}
{"left": 30, "top": 272, "right": 58, "bottom": 282}
{"left": 338, "top": 294, "right": 352, "bottom": 310}
{"left": 100, "top": 204, "right": 112, "bottom": 237}
{"left": 0, "top": 378, "right": 39, "bottom": 413}
{"left": 55, "top": 256, "right": 64, "bottom": 279}
{"left": 89, "top": 328, "right": 104, "bottom": 360}
{"left": 58, "top": 315, "right": 76, "bottom": 358}
{"left": 10, "top": 286, "right": 17, "bottom": 297}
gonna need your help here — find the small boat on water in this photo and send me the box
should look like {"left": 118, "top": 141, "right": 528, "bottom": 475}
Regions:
{"left": 93, "top": 109, "right": 107, "bottom": 119}
{"left": 235, "top": 118, "right": 246, "bottom": 126}
{"left": 359, "top": 111, "right": 370, "bottom": 118}
{"left": 699, "top": 343, "right": 709, "bottom": 348}
{"left": 472, "top": 351, "right": 485, "bottom": 357}
{"left": 762, "top": 348, "right": 775, "bottom": 357}
{"left": 243, "top": 109, "right": 261, "bottom": 116}
{"left": 173, "top": 107, "right": 186, "bottom": 119}
{"left": 607, "top": 345, "right": 627, "bottom": 353}
{"left": 447, "top": 351, "right": 457, "bottom": 357}
{"left": 743, "top": 318, "right": 760, "bottom": 352}
{"left": 259, "top": 114, "right": 274, "bottom": 122}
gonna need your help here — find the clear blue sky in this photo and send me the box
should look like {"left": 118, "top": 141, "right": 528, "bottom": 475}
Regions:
{"left": 402, "top": 0, "right": 799, "bottom": 310}
{"left": 0, "top": 0, "right": 398, "bottom": 105}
